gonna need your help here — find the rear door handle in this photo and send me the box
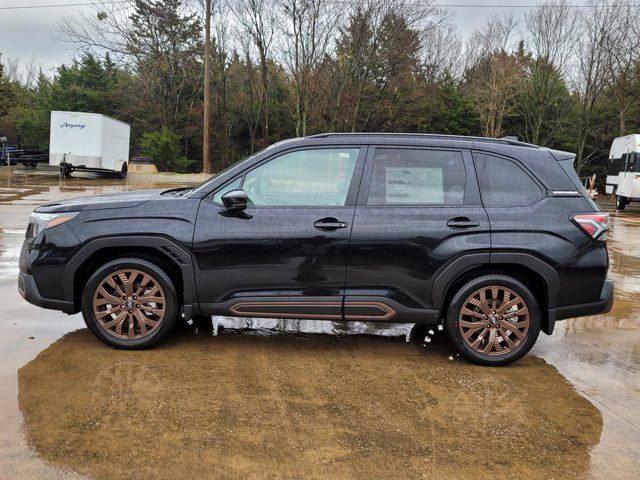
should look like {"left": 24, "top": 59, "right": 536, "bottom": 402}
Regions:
{"left": 447, "top": 217, "right": 480, "bottom": 229}
{"left": 314, "top": 217, "right": 348, "bottom": 231}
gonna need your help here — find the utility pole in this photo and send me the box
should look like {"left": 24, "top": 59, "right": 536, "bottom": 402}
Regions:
{"left": 202, "top": 0, "right": 212, "bottom": 174}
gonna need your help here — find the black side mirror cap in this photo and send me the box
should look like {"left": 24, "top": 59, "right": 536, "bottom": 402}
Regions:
{"left": 221, "top": 189, "right": 248, "bottom": 212}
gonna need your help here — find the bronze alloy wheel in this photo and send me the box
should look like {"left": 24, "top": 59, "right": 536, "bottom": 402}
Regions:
{"left": 457, "top": 286, "right": 530, "bottom": 356}
{"left": 92, "top": 269, "right": 166, "bottom": 340}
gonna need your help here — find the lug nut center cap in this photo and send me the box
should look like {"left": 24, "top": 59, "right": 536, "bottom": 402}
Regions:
{"left": 126, "top": 299, "right": 134, "bottom": 310}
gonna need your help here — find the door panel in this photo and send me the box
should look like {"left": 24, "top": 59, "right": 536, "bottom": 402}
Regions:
{"left": 193, "top": 206, "right": 355, "bottom": 307}
{"left": 345, "top": 147, "right": 490, "bottom": 317}
{"left": 193, "top": 146, "right": 365, "bottom": 315}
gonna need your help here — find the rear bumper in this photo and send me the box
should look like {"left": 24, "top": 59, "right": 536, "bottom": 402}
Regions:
{"left": 553, "top": 279, "right": 614, "bottom": 322}
{"left": 18, "top": 271, "right": 75, "bottom": 313}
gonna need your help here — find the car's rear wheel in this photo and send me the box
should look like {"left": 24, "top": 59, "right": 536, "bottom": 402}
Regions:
{"left": 445, "top": 275, "right": 540, "bottom": 366}
{"left": 81, "top": 258, "right": 179, "bottom": 349}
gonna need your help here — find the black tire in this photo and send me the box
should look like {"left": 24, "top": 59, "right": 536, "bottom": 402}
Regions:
{"left": 117, "top": 163, "right": 128, "bottom": 179}
{"left": 444, "top": 274, "right": 541, "bottom": 366}
{"left": 616, "top": 195, "right": 627, "bottom": 210}
{"left": 81, "top": 257, "right": 179, "bottom": 349}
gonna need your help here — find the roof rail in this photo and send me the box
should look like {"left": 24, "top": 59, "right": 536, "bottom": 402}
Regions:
{"left": 306, "top": 132, "right": 539, "bottom": 148}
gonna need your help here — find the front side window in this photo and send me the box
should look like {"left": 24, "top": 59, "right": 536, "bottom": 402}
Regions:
{"left": 367, "top": 148, "right": 466, "bottom": 206}
{"left": 474, "top": 152, "right": 543, "bottom": 206}
{"left": 242, "top": 148, "right": 359, "bottom": 206}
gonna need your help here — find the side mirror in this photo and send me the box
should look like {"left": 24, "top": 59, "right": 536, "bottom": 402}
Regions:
{"left": 221, "top": 189, "right": 248, "bottom": 212}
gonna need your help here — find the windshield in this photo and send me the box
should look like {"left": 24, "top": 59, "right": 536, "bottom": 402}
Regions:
{"left": 188, "top": 144, "right": 277, "bottom": 197}
{"left": 189, "top": 154, "right": 255, "bottom": 197}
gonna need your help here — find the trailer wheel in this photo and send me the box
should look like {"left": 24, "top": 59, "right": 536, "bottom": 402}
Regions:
{"left": 59, "top": 166, "right": 72, "bottom": 180}
{"left": 616, "top": 195, "right": 627, "bottom": 211}
{"left": 118, "top": 163, "right": 128, "bottom": 179}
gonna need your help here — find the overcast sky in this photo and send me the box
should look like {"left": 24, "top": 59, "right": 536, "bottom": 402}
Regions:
{"left": 0, "top": 0, "right": 544, "bottom": 76}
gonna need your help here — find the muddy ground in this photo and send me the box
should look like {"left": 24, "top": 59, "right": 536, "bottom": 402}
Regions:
{"left": 0, "top": 168, "right": 639, "bottom": 479}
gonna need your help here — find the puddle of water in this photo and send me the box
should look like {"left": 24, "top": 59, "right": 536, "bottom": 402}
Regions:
{"left": 17, "top": 331, "right": 601, "bottom": 480}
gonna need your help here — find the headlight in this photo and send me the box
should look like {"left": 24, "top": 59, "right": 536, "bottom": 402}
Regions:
{"left": 29, "top": 211, "right": 80, "bottom": 236}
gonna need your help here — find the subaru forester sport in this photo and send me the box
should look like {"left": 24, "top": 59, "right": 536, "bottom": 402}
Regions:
{"left": 19, "top": 133, "right": 613, "bottom": 365}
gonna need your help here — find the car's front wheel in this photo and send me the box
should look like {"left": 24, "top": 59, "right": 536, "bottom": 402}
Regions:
{"left": 445, "top": 275, "right": 541, "bottom": 366}
{"left": 81, "top": 258, "right": 179, "bottom": 349}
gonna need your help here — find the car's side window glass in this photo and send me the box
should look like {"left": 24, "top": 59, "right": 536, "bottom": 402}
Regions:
{"left": 211, "top": 177, "right": 242, "bottom": 205}
{"left": 474, "top": 152, "right": 543, "bottom": 206}
{"left": 367, "top": 148, "right": 466, "bottom": 206}
{"left": 242, "top": 148, "right": 359, "bottom": 206}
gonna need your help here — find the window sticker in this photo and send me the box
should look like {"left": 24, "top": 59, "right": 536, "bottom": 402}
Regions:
{"left": 385, "top": 167, "right": 444, "bottom": 204}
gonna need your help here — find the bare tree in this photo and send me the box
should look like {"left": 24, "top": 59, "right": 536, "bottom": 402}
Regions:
{"left": 515, "top": 1, "right": 577, "bottom": 145}
{"left": 277, "top": 0, "right": 338, "bottom": 137}
{"left": 464, "top": 14, "right": 522, "bottom": 138}
{"left": 525, "top": 0, "right": 577, "bottom": 76}
{"left": 3, "top": 56, "right": 41, "bottom": 88}
{"left": 572, "top": 2, "right": 616, "bottom": 173}
{"left": 602, "top": 1, "right": 640, "bottom": 136}
{"left": 231, "top": 0, "right": 276, "bottom": 145}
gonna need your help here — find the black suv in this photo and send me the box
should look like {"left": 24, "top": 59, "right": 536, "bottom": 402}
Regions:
{"left": 18, "top": 134, "right": 613, "bottom": 365}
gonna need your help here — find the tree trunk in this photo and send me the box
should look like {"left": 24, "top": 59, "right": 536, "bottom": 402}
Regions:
{"left": 202, "top": 0, "right": 212, "bottom": 174}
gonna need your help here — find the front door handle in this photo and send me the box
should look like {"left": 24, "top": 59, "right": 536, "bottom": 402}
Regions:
{"left": 314, "top": 217, "right": 348, "bottom": 231}
{"left": 447, "top": 217, "right": 480, "bottom": 229}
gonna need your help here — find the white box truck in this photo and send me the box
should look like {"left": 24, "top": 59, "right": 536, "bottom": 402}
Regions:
{"left": 49, "top": 111, "right": 130, "bottom": 179}
{"left": 606, "top": 134, "right": 640, "bottom": 210}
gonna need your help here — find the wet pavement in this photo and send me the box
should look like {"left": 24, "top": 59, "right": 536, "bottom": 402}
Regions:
{"left": 0, "top": 170, "right": 639, "bottom": 479}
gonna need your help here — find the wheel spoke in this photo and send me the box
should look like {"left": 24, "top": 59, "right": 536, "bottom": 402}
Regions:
{"left": 500, "top": 329, "right": 517, "bottom": 350}
{"left": 96, "top": 286, "right": 121, "bottom": 305}
{"left": 137, "top": 295, "right": 163, "bottom": 304}
{"left": 502, "top": 307, "right": 528, "bottom": 319}
{"left": 139, "top": 305, "right": 164, "bottom": 317}
{"left": 480, "top": 292, "right": 492, "bottom": 316}
{"left": 482, "top": 329, "right": 497, "bottom": 354}
{"left": 469, "top": 328, "right": 488, "bottom": 349}
{"left": 500, "top": 320, "right": 525, "bottom": 340}
{"left": 95, "top": 306, "right": 121, "bottom": 319}
{"left": 497, "top": 298, "right": 520, "bottom": 315}
{"left": 490, "top": 287, "right": 499, "bottom": 310}
{"left": 460, "top": 307, "right": 485, "bottom": 319}
{"left": 459, "top": 319, "right": 487, "bottom": 329}
{"left": 127, "top": 314, "right": 135, "bottom": 339}
{"left": 133, "top": 310, "right": 148, "bottom": 336}
{"left": 102, "top": 310, "right": 127, "bottom": 329}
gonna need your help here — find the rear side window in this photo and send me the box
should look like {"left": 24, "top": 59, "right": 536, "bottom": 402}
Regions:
{"left": 368, "top": 148, "right": 466, "bottom": 206}
{"left": 474, "top": 152, "right": 543, "bottom": 206}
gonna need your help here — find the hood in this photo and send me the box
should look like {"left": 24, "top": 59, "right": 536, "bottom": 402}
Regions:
{"left": 34, "top": 189, "right": 167, "bottom": 214}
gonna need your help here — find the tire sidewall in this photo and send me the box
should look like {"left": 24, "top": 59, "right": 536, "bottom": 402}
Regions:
{"left": 81, "top": 258, "right": 179, "bottom": 349}
{"left": 445, "top": 275, "right": 541, "bottom": 366}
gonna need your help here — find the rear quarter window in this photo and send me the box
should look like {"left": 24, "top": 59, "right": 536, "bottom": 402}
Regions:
{"left": 473, "top": 152, "right": 543, "bottom": 206}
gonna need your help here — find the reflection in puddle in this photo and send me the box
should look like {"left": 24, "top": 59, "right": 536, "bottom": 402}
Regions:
{"left": 19, "top": 331, "right": 601, "bottom": 480}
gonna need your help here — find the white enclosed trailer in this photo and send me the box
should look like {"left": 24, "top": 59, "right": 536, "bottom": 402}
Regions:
{"left": 606, "top": 134, "right": 640, "bottom": 210}
{"left": 49, "top": 111, "right": 130, "bottom": 179}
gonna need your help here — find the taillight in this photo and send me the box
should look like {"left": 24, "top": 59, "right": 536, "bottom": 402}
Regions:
{"left": 572, "top": 213, "right": 609, "bottom": 241}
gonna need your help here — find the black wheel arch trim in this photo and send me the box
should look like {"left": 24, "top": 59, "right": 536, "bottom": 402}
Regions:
{"left": 431, "top": 251, "right": 559, "bottom": 334}
{"left": 62, "top": 235, "right": 198, "bottom": 313}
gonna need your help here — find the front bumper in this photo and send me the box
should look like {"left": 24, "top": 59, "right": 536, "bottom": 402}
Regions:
{"left": 554, "top": 278, "right": 614, "bottom": 321}
{"left": 18, "top": 271, "right": 75, "bottom": 313}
